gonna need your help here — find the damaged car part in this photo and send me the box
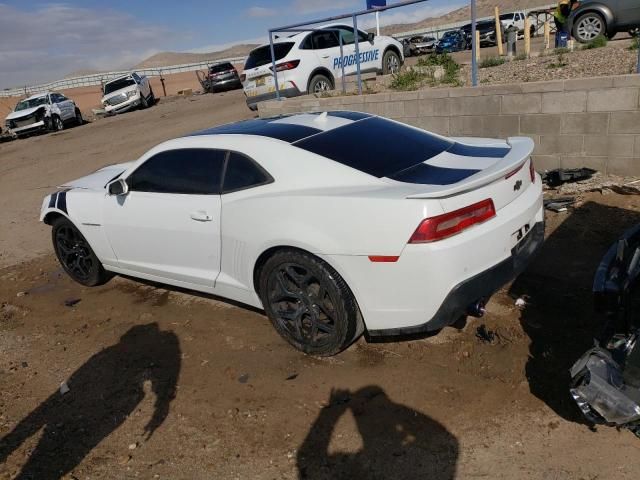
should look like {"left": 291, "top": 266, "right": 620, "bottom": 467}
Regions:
{"left": 570, "top": 223, "right": 640, "bottom": 436}
{"left": 542, "top": 168, "right": 597, "bottom": 187}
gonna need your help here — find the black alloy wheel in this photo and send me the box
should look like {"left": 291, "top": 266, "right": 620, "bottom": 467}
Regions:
{"left": 259, "top": 250, "right": 362, "bottom": 356}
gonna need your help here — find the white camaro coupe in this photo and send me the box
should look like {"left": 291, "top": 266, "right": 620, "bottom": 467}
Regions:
{"left": 40, "top": 111, "right": 543, "bottom": 355}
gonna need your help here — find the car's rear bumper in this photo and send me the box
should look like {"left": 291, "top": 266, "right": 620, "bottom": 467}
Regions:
{"left": 246, "top": 87, "right": 301, "bottom": 110}
{"left": 211, "top": 78, "right": 242, "bottom": 90}
{"left": 322, "top": 179, "right": 544, "bottom": 334}
{"left": 367, "top": 221, "right": 544, "bottom": 337}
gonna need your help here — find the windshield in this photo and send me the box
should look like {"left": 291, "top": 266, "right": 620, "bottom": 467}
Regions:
{"left": 245, "top": 43, "right": 294, "bottom": 70}
{"left": 15, "top": 96, "right": 48, "bottom": 111}
{"left": 209, "top": 62, "right": 234, "bottom": 74}
{"left": 103, "top": 77, "right": 136, "bottom": 95}
{"left": 500, "top": 13, "right": 514, "bottom": 20}
{"left": 442, "top": 32, "right": 457, "bottom": 39}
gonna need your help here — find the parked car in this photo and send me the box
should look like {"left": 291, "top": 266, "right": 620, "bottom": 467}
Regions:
{"left": 403, "top": 35, "right": 437, "bottom": 56}
{"left": 569, "top": 0, "right": 640, "bottom": 43}
{"left": 460, "top": 20, "right": 504, "bottom": 47}
{"left": 499, "top": 11, "right": 536, "bottom": 36}
{"left": 435, "top": 30, "right": 468, "bottom": 53}
{"left": 205, "top": 62, "right": 243, "bottom": 92}
{"left": 40, "top": 111, "right": 543, "bottom": 356}
{"left": 4, "top": 92, "right": 82, "bottom": 138}
{"left": 241, "top": 24, "right": 404, "bottom": 110}
{"left": 101, "top": 72, "right": 154, "bottom": 115}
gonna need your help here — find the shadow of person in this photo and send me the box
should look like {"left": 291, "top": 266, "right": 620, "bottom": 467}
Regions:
{"left": 510, "top": 201, "right": 640, "bottom": 423}
{"left": 0, "top": 322, "right": 180, "bottom": 479}
{"left": 297, "top": 386, "right": 458, "bottom": 480}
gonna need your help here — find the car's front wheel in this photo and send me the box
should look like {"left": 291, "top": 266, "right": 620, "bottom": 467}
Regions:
{"left": 75, "top": 109, "right": 83, "bottom": 126}
{"left": 573, "top": 12, "right": 606, "bottom": 43}
{"left": 50, "top": 115, "right": 64, "bottom": 132}
{"left": 258, "top": 249, "right": 363, "bottom": 356}
{"left": 383, "top": 49, "right": 401, "bottom": 74}
{"left": 52, "top": 217, "right": 111, "bottom": 287}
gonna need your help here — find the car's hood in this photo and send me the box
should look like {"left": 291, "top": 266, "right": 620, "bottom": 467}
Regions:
{"left": 6, "top": 106, "right": 45, "bottom": 121}
{"left": 102, "top": 87, "right": 137, "bottom": 102}
{"left": 60, "top": 161, "right": 134, "bottom": 190}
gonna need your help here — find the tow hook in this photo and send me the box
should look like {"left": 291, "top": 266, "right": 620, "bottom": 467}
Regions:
{"left": 467, "top": 300, "right": 486, "bottom": 318}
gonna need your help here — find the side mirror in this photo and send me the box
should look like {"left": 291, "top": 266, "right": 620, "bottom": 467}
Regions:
{"left": 107, "top": 178, "right": 129, "bottom": 196}
{"left": 367, "top": 32, "right": 375, "bottom": 42}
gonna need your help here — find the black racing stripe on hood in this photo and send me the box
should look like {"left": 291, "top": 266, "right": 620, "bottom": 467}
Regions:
{"left": 48, "top": 192, "right": 58, "bottom": 208}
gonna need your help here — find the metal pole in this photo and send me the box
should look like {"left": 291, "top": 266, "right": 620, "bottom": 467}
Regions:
{"left": 268, "top": 31, "right": 281, "bottom": 101}
{"left": 376, "top": 11, "right": 380, "bottom": 36}
{"left": 471, "top": 0, "right": 478, "bottom": 87}
{"left": 340, "top": 34, "right": 346, "bottom": 93}
{"left": 353, "top": 14, "right": 363, "bottom": 95}
{"left": 637, "top": 37, "right": 640, "bottom": 74}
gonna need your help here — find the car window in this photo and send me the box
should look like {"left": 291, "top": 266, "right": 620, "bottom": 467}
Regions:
{"left": 245, "top": 43, "right": 295, "bottom": 69}
{"left": 131, "top": 73, "right": 141, "bottom": 83}
{"left": 209, "top": 62, "right": 234, "bottom": 73}
{"left": 336, "top": 26, "right": 368, "bottom": 45}
{"left": 222, "top": 152, "right": 272, "bottom": 193}
{"left": 311, "top": 30, "right": 340, "bottom": 49}
{"left": 50, "top": 93, "right": 64, "bottom": 103}
{"left": 128, "top": 148, "right": 226, "bottom": 194}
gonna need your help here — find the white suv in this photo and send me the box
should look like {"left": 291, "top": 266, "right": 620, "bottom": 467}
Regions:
{"left": 241, "top": 24, "right": 404, "bottom": 110}
{"left": 102, "top": 72, "right": 155, "bottom": 115}
{"left": 5, "top": 92, "right": 82, "bottom": 138}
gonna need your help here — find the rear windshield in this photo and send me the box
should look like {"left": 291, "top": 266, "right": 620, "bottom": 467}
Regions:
{"left": 209, "top": 62, "right": 234, "bottom": 73}
{"left": 293, "top": 117, "right": 454, "bottom": 178}
{"left": 245, "top": 43, "right": 294, "bottom": 69}
{"left": 104, "top": 77, "right": 136, "bottom": 95}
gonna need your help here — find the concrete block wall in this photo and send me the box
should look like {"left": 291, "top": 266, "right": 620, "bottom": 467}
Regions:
{"left": 258, "top": 74, "right": 640, "bottom": 176}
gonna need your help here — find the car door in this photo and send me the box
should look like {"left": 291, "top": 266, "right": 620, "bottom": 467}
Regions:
{"left": 306, "top": 29, "right": 343, "bottom": 79}
{"left": 335, "top": 26, "right": 379, "bottom": 75}
{"left": 50, "top": 93, "right": 72, "bottom": 121}
{"left": 102, "top": 148, "right": 225, "bottom": 289}
{"left": 618, "top": 0, "right": 640, "bottom": 28}
{"left": 132, "top": 72, "right": 149, "bottom": 97}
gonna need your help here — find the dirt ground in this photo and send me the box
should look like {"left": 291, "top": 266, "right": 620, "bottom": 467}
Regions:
{"left": 2, "top": 91, "right": 640, "bottom": 479}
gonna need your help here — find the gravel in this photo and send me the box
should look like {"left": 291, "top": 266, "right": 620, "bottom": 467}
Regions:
{"left": 461, "top": 42, "right": 638, "bottom": 86}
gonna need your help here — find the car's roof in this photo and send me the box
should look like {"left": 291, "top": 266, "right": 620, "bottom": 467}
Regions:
{"left": 23, "top": 92, "right": 49, "bottom": 101}
{"left": 105, "top": 74, "right": 135, "bottom": 83}
{"left": 188, "top": 111, "right": 510, "bottom": 183}
{"left": 268, "top": 23, "right": 368, "bottom": 45}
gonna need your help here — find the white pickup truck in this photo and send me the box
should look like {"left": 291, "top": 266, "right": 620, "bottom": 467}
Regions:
{"left": 499, "top": 11, "right": 536, "bottom": 37}
{"left": 101, "top": 72, "right": 155, "bottom": 114}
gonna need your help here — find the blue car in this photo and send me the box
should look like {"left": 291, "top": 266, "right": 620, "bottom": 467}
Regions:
{"left": 435, "top": 30, "right": 468, "bottom": 53}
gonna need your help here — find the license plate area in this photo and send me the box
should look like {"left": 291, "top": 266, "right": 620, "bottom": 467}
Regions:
{"left": 511, "top": 222, "right": 531, "bottom": 248}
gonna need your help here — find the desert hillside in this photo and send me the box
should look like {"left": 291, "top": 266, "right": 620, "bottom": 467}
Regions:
{"left": 135, "top": 44, "right": 259, "bottom": 69}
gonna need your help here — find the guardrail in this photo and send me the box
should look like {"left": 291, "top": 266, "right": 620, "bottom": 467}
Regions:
{"left": 0, "top": 57, "right": 247, "bottom": 98}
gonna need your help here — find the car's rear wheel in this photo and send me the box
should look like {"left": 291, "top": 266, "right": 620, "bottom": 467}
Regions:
{"left": 309, "top": 74, "right": 333, "bottom": 94}
{"left": 75, "top": 109, "right": 83, "bottom": 126}
{"left": 573, "top": 12, "right": 606, "bottom": 43}
{"left": 52, "top": 217, "right": 111, "bottom": 287}
{"left": 258, "top": 249, "right": 363, "bottom": 356}
{"left": 383, "top": 49, "right": 401, "bottom": 74}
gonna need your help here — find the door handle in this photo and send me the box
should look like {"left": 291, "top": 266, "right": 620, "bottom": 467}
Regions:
{"left": 321, "top": 55, "right": 330, "bottom": 58}
{"left": 190, "top": 211, "right": 213, "bottom": 222}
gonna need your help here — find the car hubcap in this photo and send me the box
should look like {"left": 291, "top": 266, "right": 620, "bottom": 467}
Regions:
{"left": 55, "top": 226, "right": 94, "bottom": 281}
{"left": 314, "top": 80, "right": 330, "bottom": 93}
{"left": 267, "top": 263, "right": 337, "bottom": 347}
{"left": 388, "top": 55, "right": 399, "bottom": 73}
{"left": 578, "top": 17, "right": 602, "bottom": 40}
{"left": 55, "top": 118, "right": 63, "bottom": 130}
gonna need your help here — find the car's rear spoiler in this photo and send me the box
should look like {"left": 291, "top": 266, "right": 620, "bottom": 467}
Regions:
{"left": 406, "top": 137, "right": 534, "bottom": 199}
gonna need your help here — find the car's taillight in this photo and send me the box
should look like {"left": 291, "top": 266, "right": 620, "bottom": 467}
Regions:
{"left": 529, "top": 158, "right": 536, "bottom": 183}
{"left": 270, "top": 60, "right": 300, "bottom": 72}
{"left": 240, "top": 73, "right": 246, "bottom": 82}
{"left": 408, "top": 199, "right": 496, "bottom": 243}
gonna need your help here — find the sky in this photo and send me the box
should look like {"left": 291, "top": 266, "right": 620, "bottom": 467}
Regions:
{"left": 0, "top": 0, "right": 464, "bottom": 89}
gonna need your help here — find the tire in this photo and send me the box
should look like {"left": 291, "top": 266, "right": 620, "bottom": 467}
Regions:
{"left": 140, "top": 93, "right": 149, "bottom": 109}
{"left": 572, "top": 12, "right": 606, "bottom": 43}
{"left": 52, "top": 217, "right": 111, "bottom": 287}
{"left": 382, "top": 49, "right": 401, "bottom": 74}
{"left": 148, "top": 88, "right": 155, "bottom": 106}
{"left": 308, "top": 74, "right": 333, "bottom": 94}
{"left": 258, "top": 249, "right": 363, "bottom": 356}
{"left": 51, "top": 115, "right": 64, "bottom": 132}
{"left": 75, "top": 109, "right": 83, "bottom": 126}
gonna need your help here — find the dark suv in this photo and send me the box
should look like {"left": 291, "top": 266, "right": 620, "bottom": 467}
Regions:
{"left": 205, "top": 62, "right": 242, "bottom": 92}
{"left": 569, "top": 0, "right": 640, "bottom": 43}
